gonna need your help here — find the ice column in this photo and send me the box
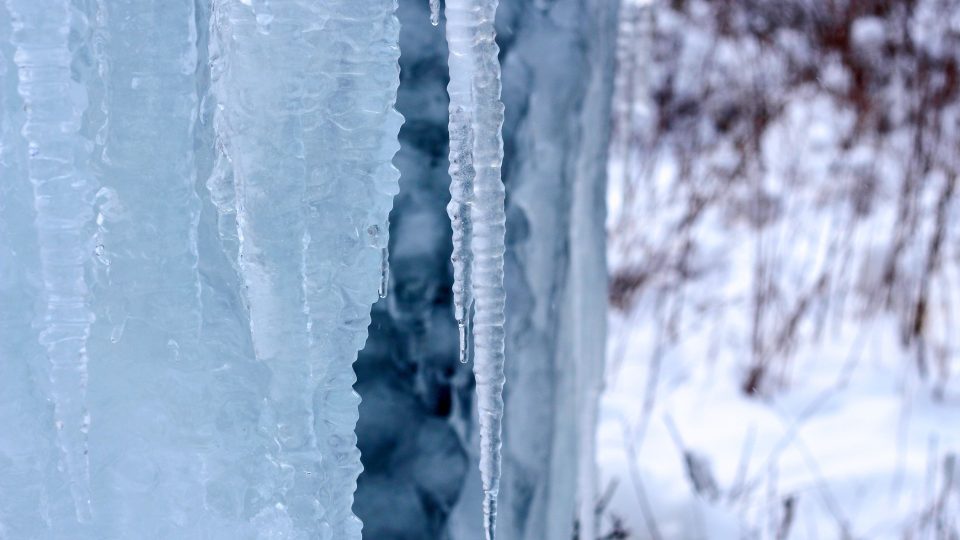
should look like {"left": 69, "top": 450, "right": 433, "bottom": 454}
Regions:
{"left": 212, "top": 1, "right": 402, "bottom": 537}
{"left": 446, "top": 47, "right": 477, "bottom": 365}
{"left": 0, "top": 3, "right": 74, "bottom": 536}
{"left": 443, "top": 0, "right": 508, "bottom": 538}
{"left": 5, "top": 0, "right": 97, "bottom": 524}
{"left": 83, "top": 0, "right": 210, "bottom": 534}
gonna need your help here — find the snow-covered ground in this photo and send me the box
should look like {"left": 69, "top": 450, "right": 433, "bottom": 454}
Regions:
{"left": 599, "top": 307, "right": 960, "bottom": 539}
{"left": 598, "top": 2, "right": 960, "bottom": 537}
{"left": 600, "top": 121, "right": 960, "bottom": 538}
{"left": 600, "top": 131, "right": 960, "bottom": 538}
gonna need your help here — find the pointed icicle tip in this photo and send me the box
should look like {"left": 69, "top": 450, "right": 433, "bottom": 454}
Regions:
{"left": 483, "top": 492, "right": 497, "bottom": 540}
{"left": 430, "top": 0, "right": 441, "bottom": 26}
{"left": 379, "top": 246, "right": 390, "bottom": 299}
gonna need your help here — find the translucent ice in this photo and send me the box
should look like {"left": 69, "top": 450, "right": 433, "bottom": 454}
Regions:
{"left": 0, "top": 0, "right": 402, "bottom": 537}
{"left": 210, "top": 0, "right": 402, "bottom": 537}
{"left": 5, "top": 0, "right": 96, "bottom": 524}
{"left": 442, "top": 0, "right": 508, "bottom": 537}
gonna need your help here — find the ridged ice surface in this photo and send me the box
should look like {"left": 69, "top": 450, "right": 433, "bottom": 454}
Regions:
{"left": 0, "top": 0, "right": 401, "bottom": 537}
{"left": 0, "top": 3, "right": 75, "bottom": 537}
{"left": 446, "top": 36, "right": 477, "bottom": 366}
{"left": 442, "top": 0, "right": 508, "bottom": 538}
{"left": 4, "top": 0, "right": 97, "bottom": 526}
{"left": 210, "top": 0, "right": 402, "bottom": 538}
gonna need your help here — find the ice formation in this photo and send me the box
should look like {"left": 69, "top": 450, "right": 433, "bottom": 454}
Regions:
{"left": 3, "top": 0, "right": 96, "bottom": 525}
{"left": 0, "top": 0, "right": 401, "bottom": 537}
{"left": 210, "top": 1, "right": 402, "bottom": 537}
{"left": 356, "top": 2, "right": 617, "bottom": 538}
{"left": 445, "top": 27, "right": 477, "bottom": 368}
{"left": 441, "top": 0, "right": 508, "bottom": 538}
{"left": 430, "top": 0, "right": 441, "bottom": 26}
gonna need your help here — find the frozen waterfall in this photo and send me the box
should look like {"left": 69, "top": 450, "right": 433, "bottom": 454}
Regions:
{"left": 0, "top": 0, "right": 401, "bottom": 537}
{"left": 0, "top": 0, "right": 597, "bottom": 536}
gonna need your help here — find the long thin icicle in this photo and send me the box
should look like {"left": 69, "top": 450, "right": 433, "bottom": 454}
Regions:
{"left": 443, "top": 0, "right": 507, "bottom": 538}
{"left": 447, "top": 95, "right": 476, "bottom": 366}
{"left": 6, "top": 0, "right": 95, "bottom": 523}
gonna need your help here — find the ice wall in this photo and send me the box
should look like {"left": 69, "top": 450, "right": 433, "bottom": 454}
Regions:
{"left": 0, "top": 0, "right": 401, "bottom": 538}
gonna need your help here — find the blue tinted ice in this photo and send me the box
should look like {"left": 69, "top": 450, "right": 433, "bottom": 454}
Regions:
{"left": 441, "top": 0, "right": 508, "bottom": 538}
{"left": 0, "top": 0, "right": 401, "bottom": 538}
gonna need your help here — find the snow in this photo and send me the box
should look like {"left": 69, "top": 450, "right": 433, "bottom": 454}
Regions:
{"left": 445, "top": 19, "right": 477, "bottom": 366}
{"left": 601, "top": 1, "right": 960, "bottom": 537}
{"left": 850, "top": 17, "right": 886, "bottom": 53}
{"left": 600, "top": 310, "right": 960, "bottom": 538}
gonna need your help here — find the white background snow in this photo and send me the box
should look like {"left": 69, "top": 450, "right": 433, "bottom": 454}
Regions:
{"left": 597, "top": 0, "right": 960, "bottom": 538}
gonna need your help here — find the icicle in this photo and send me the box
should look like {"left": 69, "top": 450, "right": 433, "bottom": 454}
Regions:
{"left": 442, "top": 0, "right": 507, "bottom": 537}
{"left": 445, "top": 9, "right": 478, "bottom": 367}
{"left": 430, "top": 0, "right": 440, "bottom": 26}
{"left": 211, "top": 1, "right": 323, "bottom": 531}
{"left": 380, "top": 246, "right": 390, "bottom": 298}
{"left": 373, "top": 219, "right": 391, "bottom": 299}
{"left": 212, "top": 1, "right": 401, "bottom": 537}
{"left": 458, "top": 299, "right": 473, "bottom": 363}
{"left": 447, "top": 105, "right": 476, "bottom": 366}
{"left": 6, "top": 0, "right": 96, "bottom": 523}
